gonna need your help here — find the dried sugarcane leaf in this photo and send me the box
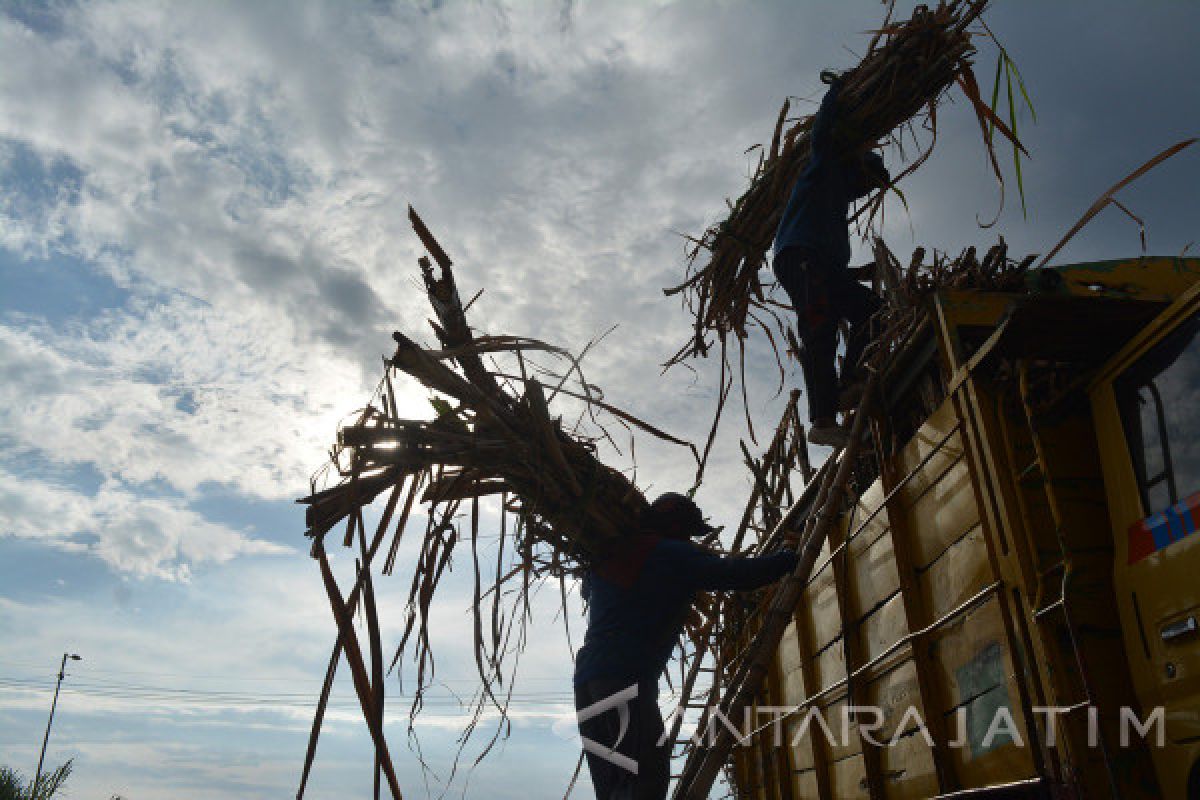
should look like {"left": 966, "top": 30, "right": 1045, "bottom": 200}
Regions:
{"left": 1039, "top": 137, "right": 1197, "bottom": 268}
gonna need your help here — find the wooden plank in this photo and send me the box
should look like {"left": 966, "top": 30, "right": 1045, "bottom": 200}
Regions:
{"left": 847, "top": 519, "right": 901, "bottom": 624}
{"left": 829, "top": 753, "right": 869, "bottom": 800}
{"left": 787, "top": 604, "right": 832, "bottom": 799}
{"left": 925, "top": 596, "right": 1037, "bottom": 789}
{"left": 827, "top": 508, "right": 887, "bottom": 798}
{"left": 805, "top": 565, "right": 843, "bottom": 654}
{"left": 880, "top": 725, "right": 940, "bottom": 798}
{"left": 812, "top": 639, "right": 849, "bottom": 695}
{"left": 917, "top": 524, "right": 991, "bottom": 624}
{"left": 952, "top": 386, "right": 1065, "bottom": 789}
{"left": 863, "top": 659, "right": 923, "bottom": 742}
{"left": 859, "top": 591, "right": 908, "bottom": 665}
{"left": 905, "top": 456, "right": 979, "bottom": 569}
{"left": 872, "top": 410, "right": 960, "bottom": 793}
{"left": 766, "top": 659, "right": 797, "bottom": 800}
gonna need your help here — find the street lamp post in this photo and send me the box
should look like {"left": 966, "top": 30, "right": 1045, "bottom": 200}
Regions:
{"left": 30, "top": 652, "right": 82, "bottom": 798}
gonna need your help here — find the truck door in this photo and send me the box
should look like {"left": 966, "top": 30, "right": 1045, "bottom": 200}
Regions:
{"left": 1092, "top": 293, "right": 1200, "bottom": 799}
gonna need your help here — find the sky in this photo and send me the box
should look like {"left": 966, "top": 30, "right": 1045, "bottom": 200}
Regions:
{"left": 1, "top": 1, "right": 1198, "bottom": 798}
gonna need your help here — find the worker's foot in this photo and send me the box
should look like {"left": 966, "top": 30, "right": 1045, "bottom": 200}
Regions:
{"left": 836, "top": 381, "right": 865, "bottom": 411}
{"left": 808, "top": 420, "right": 850, "bottom": 449}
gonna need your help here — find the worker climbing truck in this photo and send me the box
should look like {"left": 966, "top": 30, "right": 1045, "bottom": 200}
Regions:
{"left": 676, "top": 255, "right": 1200, "bottom": 800}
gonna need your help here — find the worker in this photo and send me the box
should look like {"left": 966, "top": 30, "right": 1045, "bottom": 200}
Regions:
{"left": 573, "top": 492, "right": 798, "bottom": 800}
{"left": 772, "top": 73, "right": 890, "bottom": 448}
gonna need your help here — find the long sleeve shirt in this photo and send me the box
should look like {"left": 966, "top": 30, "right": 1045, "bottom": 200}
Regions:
{"left": 572, "top": 535, "right": 798, "bottom": 690}
{"left": 772, "top": 82, "right": 878, "bottom": 269}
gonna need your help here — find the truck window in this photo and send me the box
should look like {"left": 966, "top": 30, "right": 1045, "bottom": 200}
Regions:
{"left": 1114, "top": 311, "right": 1200, "bottom": 514}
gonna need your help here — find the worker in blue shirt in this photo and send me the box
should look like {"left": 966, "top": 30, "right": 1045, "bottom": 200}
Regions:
{"left": 773, "top": 74, "right": 890, "bottom": 448}
{"left": 573, "top": 492, "right": 798, "bottom": 799}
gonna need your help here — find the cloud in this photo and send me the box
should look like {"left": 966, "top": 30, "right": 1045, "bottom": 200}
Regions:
{"left": 0, "top": 467, "right": 289, "bottom": 579}
{"left": 0, "top": 138, "right": 83, "bottom": 255}
{"left": 0, "top": 289, "right": 375, "bottom": 500}
{"left": 0, "top": 0, "right": 805, "bottom": 559}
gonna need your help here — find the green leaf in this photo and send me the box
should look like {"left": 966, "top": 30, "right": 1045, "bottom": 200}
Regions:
{"left": 1005, "top": 60, "right": 1028, "bottom": 218}
{"left": 987, "top": 53, "right": 1003, "bottom": 145}
{"left": 1008, "top": 53, "right": 1037, "bottom": 123}
{"left": 0, "top": 767, "right": 25, "bottom": 800}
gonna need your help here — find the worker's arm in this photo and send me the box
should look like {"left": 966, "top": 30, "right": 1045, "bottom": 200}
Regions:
{"left": 847, "top": 260, "right": 877, "bottom": 281}
{"left": 656, "top": 538, "right": 798, "bottom": 592}
{"left": 810, "top": 80, "right": 842, "bottom": 158}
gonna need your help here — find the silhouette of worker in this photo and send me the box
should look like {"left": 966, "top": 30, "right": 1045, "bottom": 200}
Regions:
{"left": 772, "top": 74, "right": 890, "bottom": 448}
{"left": 573, "top": 492, "right": 797, "bottom": 799}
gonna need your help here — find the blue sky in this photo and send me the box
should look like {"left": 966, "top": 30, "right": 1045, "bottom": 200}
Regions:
{"left": 1, "top": 1, "right": 1198, "bottom": 798}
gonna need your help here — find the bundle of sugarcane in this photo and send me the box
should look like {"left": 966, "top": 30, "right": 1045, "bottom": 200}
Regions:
{"left": 663, "top": 0, "right": 1020, "bottom": 370}
{"left": 899, "top": 238, "right": 1037, "bottom": 298}
{"left": 301, "top": 210, "right": 698, "bottom": 560}
{"left": 302, "top": 328, "right": 651, "bottom": 556}
{"left": 295, "top": 208, "right": 697, "bottom": 800}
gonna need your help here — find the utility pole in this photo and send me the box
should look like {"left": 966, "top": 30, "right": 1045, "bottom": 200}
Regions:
{"left": 30, "top": 652, "right": 82, "bottom": 798}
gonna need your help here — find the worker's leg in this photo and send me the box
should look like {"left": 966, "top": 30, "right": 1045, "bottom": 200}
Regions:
{"left": 576, "top": 679, "right": 660, "bottom": 799}
{"left": 575, "top": 679, "right": 631, "bottom": 798}
{"left": 828, "top": 269, "right": 882, "bottom": 385}
{"left": 802, "top": 320, "right": 840, "bottom": 424}
{"left": 634, "top": 682, "right": 669, "bottom": 800}
{"left": 772, "top": 247, "right": 839, "bottom": 424}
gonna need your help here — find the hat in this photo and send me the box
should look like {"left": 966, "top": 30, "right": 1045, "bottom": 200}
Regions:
{"left": 644, "top": 492, "right": 717, "bottom": 539}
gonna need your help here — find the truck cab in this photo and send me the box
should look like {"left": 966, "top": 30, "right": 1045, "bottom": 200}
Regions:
{"left": 1092, "top": 277, "right": 1200, "bottom": 799}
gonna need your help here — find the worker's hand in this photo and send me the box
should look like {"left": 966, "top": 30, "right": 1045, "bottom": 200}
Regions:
{"left": 864, "top": 152, "right": 890, "bottom": 189}
{"left": 820, "top": 69, "right": 846, "bottom": 87}
{"left": 777, "top": 547, "right": 801, "bottom": 578}
{"left": 770, "top": 543, "right": 798, "bottom": 559}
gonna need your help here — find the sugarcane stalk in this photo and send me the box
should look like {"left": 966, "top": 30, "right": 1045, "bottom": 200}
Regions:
{"left": 672, "top": 366, "right": 880, "bottom": 799}
{"left": 315, "top": 540, "right": 404, "bottom": 800}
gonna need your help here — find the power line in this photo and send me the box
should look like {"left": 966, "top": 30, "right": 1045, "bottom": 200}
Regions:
{"left": 0, "top": 676, "right": 577, "bottom": 709}
{"left": 0, "top": 675, "right": 576, "bottom": 700}
{"left": 0, "top": 660, "right": 567, "bottom": 684}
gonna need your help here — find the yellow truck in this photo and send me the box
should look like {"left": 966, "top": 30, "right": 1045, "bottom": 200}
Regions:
{"left": 726, "top": 256, "right": 1200, "bottom": 799}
